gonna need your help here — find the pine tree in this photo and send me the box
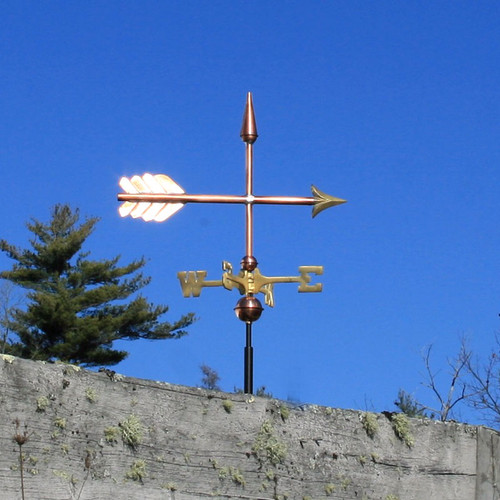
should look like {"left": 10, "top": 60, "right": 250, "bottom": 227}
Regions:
{"left": 0, "top": 204, "right": 195, "bottom": 366}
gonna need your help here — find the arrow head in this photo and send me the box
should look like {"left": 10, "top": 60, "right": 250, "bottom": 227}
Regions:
{"left": 311, "top": 185, "right": 347, "bottom": 218}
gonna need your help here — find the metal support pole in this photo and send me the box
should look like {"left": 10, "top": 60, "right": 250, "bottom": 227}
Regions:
{"left": 244, "top": 322, "right": 253, "bottom": 394}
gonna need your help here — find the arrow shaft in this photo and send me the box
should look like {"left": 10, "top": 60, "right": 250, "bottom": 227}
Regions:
{"left": 253, "top": 195, "right": 316, "bottom": 206}
{"left": 117, "top": 192, "right": 316, "bottom": 206}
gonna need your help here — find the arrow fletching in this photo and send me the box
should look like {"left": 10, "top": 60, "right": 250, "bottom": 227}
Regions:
{"left": 119, "top": 173, "right": 185, "bottom": 222}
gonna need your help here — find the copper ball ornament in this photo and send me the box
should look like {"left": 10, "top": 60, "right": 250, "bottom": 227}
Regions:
{"left": 241, "top": 255, "right": 258, "bottom": 272}
{"left": 234, "top": 295, "right": 263, "bottom": 323}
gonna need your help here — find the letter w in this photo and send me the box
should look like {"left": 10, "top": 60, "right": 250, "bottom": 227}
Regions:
{"left": 177, "top": 271, "right": 208, "bottom": 297}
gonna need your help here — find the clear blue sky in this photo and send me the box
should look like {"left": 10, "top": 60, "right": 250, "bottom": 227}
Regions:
{"left": 2, "top": 2, "right": 499, "bottom": 423}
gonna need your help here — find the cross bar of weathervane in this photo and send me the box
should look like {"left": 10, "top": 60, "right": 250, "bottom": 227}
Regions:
{"left": 117, "top": 92, "right": 346, "bottom": 394}
{"left": 117, "top": 186, "right": 342, "bottom": 212}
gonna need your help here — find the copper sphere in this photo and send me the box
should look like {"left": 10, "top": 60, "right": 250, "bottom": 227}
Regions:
{"left": 234, "top": 295, "right": 263, "bottom": 323}
{"left": 241, "top": 255, "right": 258, "bottom": 272}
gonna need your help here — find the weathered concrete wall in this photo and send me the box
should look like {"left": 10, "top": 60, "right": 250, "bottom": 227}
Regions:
{"left": 0, "top": 355, "right": 498, "bottom": 500}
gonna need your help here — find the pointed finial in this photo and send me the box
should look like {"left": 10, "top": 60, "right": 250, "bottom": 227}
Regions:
{"left": 240, "top": 92, "right": 258, "bottom": 144}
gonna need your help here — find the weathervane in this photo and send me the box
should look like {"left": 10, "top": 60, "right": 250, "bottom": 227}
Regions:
{"left": 117, "top": 93, "right": 346, "bottom": 393}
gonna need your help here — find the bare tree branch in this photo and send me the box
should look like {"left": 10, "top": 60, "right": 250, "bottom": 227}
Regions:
{"left": 464, "top": 334, "right": 500, "bottom": 427}
{"left": 419, "top": 340, "right": 475, "bottom": 421}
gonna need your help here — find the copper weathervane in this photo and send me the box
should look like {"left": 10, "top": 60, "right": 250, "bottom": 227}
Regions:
{"left": 117, "top": 93, "right": 346, "bottom": 393}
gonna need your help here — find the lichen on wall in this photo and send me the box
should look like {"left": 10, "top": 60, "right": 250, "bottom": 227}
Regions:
{"left": 0, "top": 355, "right": 496, "bottom": 500}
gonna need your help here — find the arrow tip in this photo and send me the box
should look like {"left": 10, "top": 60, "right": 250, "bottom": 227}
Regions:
{"left": 311, "top": 185, "right": 347, "bottom": 218}
{"left": 240, "top": 92, "right": 258, "bottom": 144}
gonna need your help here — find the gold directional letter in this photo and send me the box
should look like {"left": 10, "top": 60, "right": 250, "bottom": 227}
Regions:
{"left": 177, "top": 271, "right": 222, "bottom": 297}
{"left": 297, "top": 266, "right": 323, "bottom": 292}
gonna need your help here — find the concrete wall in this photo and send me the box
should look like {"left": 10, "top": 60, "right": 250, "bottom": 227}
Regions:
{"left": 0, "top": 355, "right": 498, "bottom": 500}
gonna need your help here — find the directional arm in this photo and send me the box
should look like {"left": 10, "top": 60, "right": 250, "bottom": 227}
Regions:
{"left": 251, "top": 266, "right": 323, "bottom": 293}
{"left": 176, "top": 262, "right": 323, "bottom": 306}
{"left": 177, "top": 271, "right": 223, "bottom": 298}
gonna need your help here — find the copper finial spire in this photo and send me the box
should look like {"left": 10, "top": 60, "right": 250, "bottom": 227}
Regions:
{"left": 240, "top": 92, "right": 258, "bottom": 144}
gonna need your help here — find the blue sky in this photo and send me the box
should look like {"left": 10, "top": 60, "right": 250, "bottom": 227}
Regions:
{"left": 2, "top": 2, "right": 499, "bottom": 423}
